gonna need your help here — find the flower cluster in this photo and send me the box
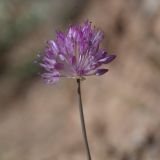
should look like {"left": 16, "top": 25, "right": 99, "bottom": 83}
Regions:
{"left": 40, "top": 21, "right": 116, "bottom": 84}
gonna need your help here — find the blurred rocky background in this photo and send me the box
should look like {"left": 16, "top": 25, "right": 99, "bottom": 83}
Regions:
{"left": 0, "top": 0, "right": 160, "bottom": 160}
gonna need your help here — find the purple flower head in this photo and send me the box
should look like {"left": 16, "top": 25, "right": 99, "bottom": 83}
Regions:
{"left": 40, "top": 21, "right": 116, "bottom": 84}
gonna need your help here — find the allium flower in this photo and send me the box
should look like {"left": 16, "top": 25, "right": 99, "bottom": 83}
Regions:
{"left": 40, "top": 21, "right": 116, "bottom": 84}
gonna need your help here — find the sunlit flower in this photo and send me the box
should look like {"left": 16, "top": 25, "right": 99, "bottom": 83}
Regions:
{"left": 40, "top": 21, "right": 116, "bottom": 84}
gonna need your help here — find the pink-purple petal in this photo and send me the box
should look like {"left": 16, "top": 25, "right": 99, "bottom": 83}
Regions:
{"left": 95, "top": 69, "right": 109, "bottom": 76}
{"left": 41, "top": 71, "right": 60, "bottom": 84}
{"left": 103, "top": 55, "right": 116, "bottom": 64}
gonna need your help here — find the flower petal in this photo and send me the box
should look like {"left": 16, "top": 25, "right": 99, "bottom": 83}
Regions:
{"left": 41, "top": 71, "right": 60, "bottom": 84}
{"left": 92, "top": 30, "right": 104, "bottom": 44}
{"left": 95, "top": 69, "right": 108, "bottom": 76}
{"left": 98, "top": 54, "right": 116, "bottom": 64}
{"left": 47, "top": 40, "right": 59, "bottom": 55}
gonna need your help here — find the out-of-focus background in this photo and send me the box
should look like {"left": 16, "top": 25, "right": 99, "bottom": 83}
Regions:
{"left": 0, "top": 0, "right": 160, "bottom": 159}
